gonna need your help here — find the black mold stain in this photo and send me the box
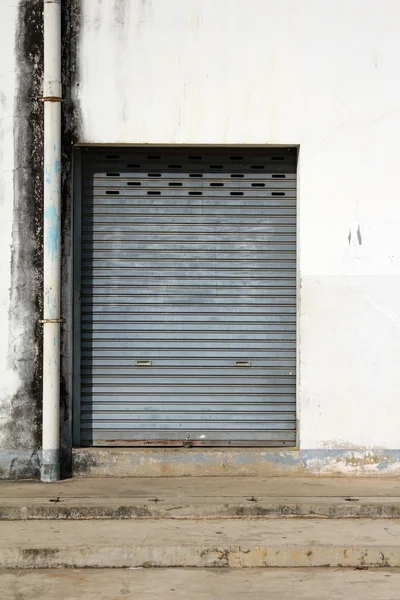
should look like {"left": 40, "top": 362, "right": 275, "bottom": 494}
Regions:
{"left": 9, "top": 452, "right": 41, "bottom": 480}
{"left": 60, "top": 0, "right": 82, "bottom": 479}
{"left": 7, "top": 0, "right": 82, "bottom": 479}
{"left": 72, "top": 450, "right": 99, "bottom": 476}
{"left": 21, "top": 548, "right": 60, "bottom": 561}
{"left": 7, "top": 0, "right": 44, "bottom": 466}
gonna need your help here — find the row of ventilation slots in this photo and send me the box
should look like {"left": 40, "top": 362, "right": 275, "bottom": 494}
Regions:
{"left": 101, "top": 153, "right": 290, "bottom": 195}
{"left": 104, "top": 174, "right": 287, "bottom": 197}
{"left": 106, "top": 189, "right": 286, "bottom": 196}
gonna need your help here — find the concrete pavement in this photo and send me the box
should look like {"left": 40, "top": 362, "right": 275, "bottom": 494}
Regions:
{"left": 1, "top": 476, "right": 400, "bottom": 519}
{"left": 1, "top": 518, "right": 400, "bottom": 568}
{"left": 2, "top": 568, "right": 400, "bottom": 599}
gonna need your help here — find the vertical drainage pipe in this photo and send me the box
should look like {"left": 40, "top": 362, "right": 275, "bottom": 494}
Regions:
{"left": 41, "top": 0, "right": 62, "bottom": 482}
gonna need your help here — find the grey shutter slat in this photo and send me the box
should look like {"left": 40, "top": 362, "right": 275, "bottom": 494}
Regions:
{"left": 78, "top": 148, "right": 297, "bottom": 446}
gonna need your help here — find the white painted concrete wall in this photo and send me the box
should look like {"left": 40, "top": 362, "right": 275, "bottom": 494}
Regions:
{"left": 77, "top": 0, "right": 400, "bottom": 451}
{"left": 0, "top": 2, "right": 19, "bottom": 447}
{"left": 1, "top": 0, "right": 400, "bottom": 473}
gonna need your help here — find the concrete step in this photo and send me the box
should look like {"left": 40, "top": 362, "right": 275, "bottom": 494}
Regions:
{"left": 2, "top": 568, "right": 400, "bottom": 600}
{"left": 1, "top": 476, "right": 400, "bottom": 519}
{"left": 1, "top": 518, "right": 400, "bottom": 568}
{"left": 71, "top": 447, "right": 400, "bottom": 477}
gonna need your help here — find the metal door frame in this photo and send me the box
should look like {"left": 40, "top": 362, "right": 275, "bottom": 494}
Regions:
{"left": 72, "top": 145, "right": 299, "bottom": 448}
{"left": 72, "top": 148, "right": 83, "bottom": 445}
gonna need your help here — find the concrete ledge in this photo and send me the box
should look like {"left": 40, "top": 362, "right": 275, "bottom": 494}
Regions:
{"left": 73, "top": 447, "right": 400, "bottom": 477}
{"left": 2, "top": 498, "right": 400, "bottom": 520}
{"left": 1, "top": 477, "right": 400, "bottom": 520}
{"left": 1, "top": 519, "right": 400, "bottom": 568}
{"left": 1, "top": 448, "right": 400, "bottom": 480}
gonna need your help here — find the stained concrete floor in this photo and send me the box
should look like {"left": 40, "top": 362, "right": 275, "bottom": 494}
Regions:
{"left": 2, "top": 476, "right": 400, "bottom": 499}
{"left": 2, "top": 568, "right": 400, "bottom": 600}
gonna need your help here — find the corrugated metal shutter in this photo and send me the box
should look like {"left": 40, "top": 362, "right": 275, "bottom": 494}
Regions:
{"left": 76, "top": 148, "right": 297, "bottom": 446}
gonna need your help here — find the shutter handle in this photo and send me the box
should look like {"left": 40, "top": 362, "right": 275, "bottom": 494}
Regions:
{"left": 135, "top": 360, "right": 152, "bottom": 367}
{"left": 234, "top": 361, "right": 251, "bottom": 367}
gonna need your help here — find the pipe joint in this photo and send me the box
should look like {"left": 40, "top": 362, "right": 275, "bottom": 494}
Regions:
{"left": 38, "top": 318, "right": 63, "bottom": 324}
{"left": 41, "top": 96, "right": 63, "bottom": 103}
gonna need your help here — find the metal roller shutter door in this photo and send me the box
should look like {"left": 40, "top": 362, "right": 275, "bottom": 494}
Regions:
{"left": 75, "top": 147, "right": 297, "bottom": 447}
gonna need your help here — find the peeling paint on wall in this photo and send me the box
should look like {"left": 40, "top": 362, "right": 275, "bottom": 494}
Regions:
{"left": 44, "top": 205, "right": 60, "bottom": 263}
